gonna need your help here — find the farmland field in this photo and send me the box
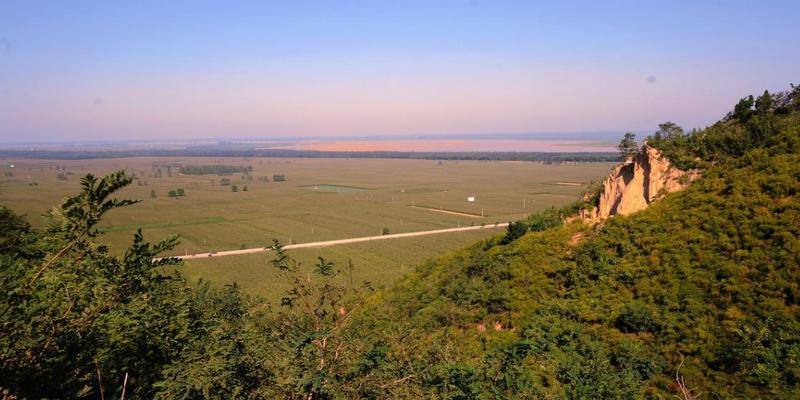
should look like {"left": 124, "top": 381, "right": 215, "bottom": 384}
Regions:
{"left": 0, "top": 157, "right": 613, "bottom": 299}
{"left": 181, "top": 228, "right": 502, "bottom": 302}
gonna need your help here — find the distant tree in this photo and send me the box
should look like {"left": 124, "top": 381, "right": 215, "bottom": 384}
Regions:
{"left": 617, "top": 132, "right": 638, "bottom": 158}
{"left": 732, "top": 95, "right": 755, "bottom": 121}
{"left": 243, "top": 185, "right": 248, "bottom": 192}
{"left": 273, "top": 174, "right": 286, "bottom": 182}
{"left": 219, "top": 178, "right": 231, "bottom": 186}
{"left": 793, "top": 83, "right": 800, "bottom": 110}
{"left": 749, "top": 90, "right": 779, "bottom": 144}
{"left": 653, "top": 122, "right": 684, "bottom": 141}
{"left": 755, "top": 90, "right": 774, "bottom": 114}
{"left": 176, "top": 188, "right": 185, "bottom": 196}
{"left": 57, "top": 172, "right": 68, "bottom": 181}
{"left": 501, "top": 220, "right": 529, "bottom": 244}
{"left": 381, "top": 227, "right": 390, "bottom": 235}
{"left": 168, "top": 190, "right": 177, "bottom": 198}
{"left": 231, "top": 185, "right": 238, "bottom": 192}
{"left": 150, "top": 190, "right": 156, "bottom": 198}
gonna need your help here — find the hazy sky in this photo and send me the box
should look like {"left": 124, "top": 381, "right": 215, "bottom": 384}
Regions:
{"left": 1, "top": 1, "right": 798, "bottom": 142}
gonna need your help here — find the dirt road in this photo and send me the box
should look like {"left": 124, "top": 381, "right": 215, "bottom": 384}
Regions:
{"left": 169, "top": 222, "right": 510, "bottom": 261}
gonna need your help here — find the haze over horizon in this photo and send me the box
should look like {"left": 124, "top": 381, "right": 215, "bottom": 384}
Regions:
{"left": 1, "top": 1, "right": 798, "bottom": 144}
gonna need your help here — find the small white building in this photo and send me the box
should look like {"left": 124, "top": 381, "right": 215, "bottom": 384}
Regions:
{"left": 467, "top": 196, "right": 476, "bottom": 202}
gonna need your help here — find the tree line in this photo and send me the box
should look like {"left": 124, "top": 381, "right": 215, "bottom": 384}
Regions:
{"left": 0, "top": 149, "right": 621, "bottom": 162}
{"left": 178, "top": 165, "right": 253, "bottom": 175}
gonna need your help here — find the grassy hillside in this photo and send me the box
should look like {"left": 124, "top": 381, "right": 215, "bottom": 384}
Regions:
{"left": 347, "top": 87, "right": 800, "bottom": 398}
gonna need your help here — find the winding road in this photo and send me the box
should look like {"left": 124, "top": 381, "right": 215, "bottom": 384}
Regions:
{"left": 169, "top": 222, "right": 510, "bottom": 260}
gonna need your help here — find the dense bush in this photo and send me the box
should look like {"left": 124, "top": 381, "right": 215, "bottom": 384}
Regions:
{"left": 615, "top": 302, "right": 659, "bottom": 333}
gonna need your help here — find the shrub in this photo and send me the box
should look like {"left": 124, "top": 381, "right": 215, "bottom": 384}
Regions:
{"left": 615, "top": 302, "right": 659, "bottom": 333}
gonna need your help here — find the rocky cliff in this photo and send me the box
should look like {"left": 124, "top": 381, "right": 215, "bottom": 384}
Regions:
{"left": 579, "top": 145, "right": 697, "bottom": 224}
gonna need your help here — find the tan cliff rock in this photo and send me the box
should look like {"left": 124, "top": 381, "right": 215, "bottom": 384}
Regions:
{"left": 577, "top": 145, "right": 698, "bottom": 224}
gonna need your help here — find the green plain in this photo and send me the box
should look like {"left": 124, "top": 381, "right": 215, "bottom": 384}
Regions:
{"left": 0, "top": 157, "right": 613, "bottom": 299}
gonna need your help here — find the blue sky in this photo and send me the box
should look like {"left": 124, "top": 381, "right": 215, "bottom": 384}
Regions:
{"left": 0, "top": 1, "right": 798, "bottom": 142}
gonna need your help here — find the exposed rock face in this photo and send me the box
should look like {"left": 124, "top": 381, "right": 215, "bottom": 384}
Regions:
{"left": 580, "top": 145, "right": 697, "bottom": 224}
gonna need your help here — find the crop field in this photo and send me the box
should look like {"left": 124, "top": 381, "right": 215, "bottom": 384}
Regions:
{"left": 0, "top": 156, "right": 613, "bottom": 300}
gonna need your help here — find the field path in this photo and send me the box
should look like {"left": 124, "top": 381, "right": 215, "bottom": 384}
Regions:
{"left": 411, "top": 205, "right": 485, "bottom": 218}
{"left": 169, "top": 223, "right": 510, "bottom": 260}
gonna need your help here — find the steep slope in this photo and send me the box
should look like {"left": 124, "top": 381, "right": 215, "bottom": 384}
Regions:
{"left": 582, "top": 145, "right": 697, "bottom": 223}
{"left": 354, "top": 88, "right": 800, "bottom": 399}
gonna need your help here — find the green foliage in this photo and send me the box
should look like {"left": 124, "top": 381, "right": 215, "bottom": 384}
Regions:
{"left": 733, "top": 95, "right": 755, "bottom": 122}
{"left": 252, "top": 241, "right": 375, "bottom": 398}
{"left": 58, "top": 171, "right": 140, "bottom": 237}
{"left": 0, "top": 171, "right": 263, "bottom": 398}
{"left": 615, "top": 302, "right": 658, "bottom": 333}
{"left": 618, "top": 132, "right": 638, "bottom": 158}
{"left": 500, "top": 195, "right": 597, "bottom": 245}
{"left": 648, "top": 86, "right": 799, "bottom": 170}
{"left": 315, "top": 256, "right": 336, "bottom": 276}
{"left": 0, "top": 206, "right": 39, "bottom": 256}
{"left": 500, "top": 220, "right": 529, "bottom": 244}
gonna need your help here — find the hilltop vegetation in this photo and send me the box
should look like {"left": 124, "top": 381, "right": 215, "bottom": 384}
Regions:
{"left": 346, "top": 85, "right": 800, "bottom": 399}
{"left": 1, "top": 86, "right": 799, "bottom": 398}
